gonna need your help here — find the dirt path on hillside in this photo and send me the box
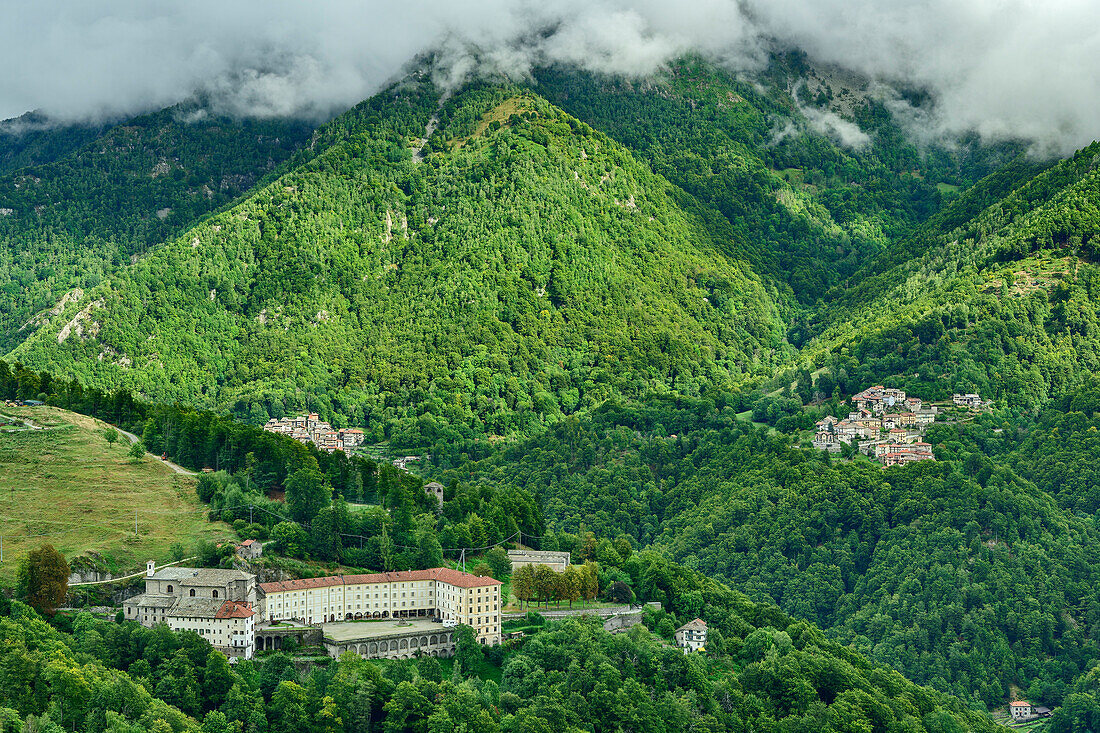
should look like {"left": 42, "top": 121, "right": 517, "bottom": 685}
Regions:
{"left": 116, "top": 426, "right": 197, "bottom": 476}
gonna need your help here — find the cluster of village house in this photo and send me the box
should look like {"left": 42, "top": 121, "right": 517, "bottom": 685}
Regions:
{"left": 262, "top": 413, "right": 366, "bottom": 453}
{"left": 125, "top": 548, "right": 707, "bottom": 660}
{"left": 813, "top": 387, "right": 986, "bottom": 466}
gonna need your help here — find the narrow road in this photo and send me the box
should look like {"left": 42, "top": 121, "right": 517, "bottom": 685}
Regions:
{"left": 0, "top": 413, "right": 58, "bottom": 431}
{"left": 503, "top": 604, "right": 635, "bottom": 621}
{"left": 116, "top": 426, "right": 197, "bottom": 476}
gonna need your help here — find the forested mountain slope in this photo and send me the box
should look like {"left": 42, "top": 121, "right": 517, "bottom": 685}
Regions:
{"left": 0, "top": 112, "right": 110, "bottom": 174}
{"left": 796, "top": 142, "right": 1100, "bottom": 407}
{"left": 0, "top": 106, "right": 314, "bottom": 350}
{"left": 443, "top": 395, "right": 1100, "bottom": 709}
{"left": 3, "top": 60, "right": 1051, "bottom": 439}
{"left": 11, "top": 81, "right": 787, "bottom": 442}
{"left": 0, "top": 554, "right": 1006, "bottom": 732}
{"left": 534, "top": 58, "right": 1022, "bottom": 304}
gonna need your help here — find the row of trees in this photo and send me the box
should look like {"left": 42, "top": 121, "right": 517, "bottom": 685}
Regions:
{"left": 511, "top": 561, "right": 602, "bottom": 609}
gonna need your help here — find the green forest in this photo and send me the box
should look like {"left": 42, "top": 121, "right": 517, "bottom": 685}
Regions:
{"left": 0, "top": 552, "right": 1006, "bottom": 733}
{"left": 11, "top": 80, "right": 792, "bottom": 444}
{"left": 442, "top": 392, "right": 1100, "bottom": 711}
{"left": 5, "top": 50, "right": 1100, "bottom": 731}
{"left": 0, "top": 106, "right": 314, "bottom": 352}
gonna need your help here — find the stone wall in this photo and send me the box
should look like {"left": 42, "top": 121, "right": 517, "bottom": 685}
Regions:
{"left": 324, "top": 630, "right": 457, "bottom": 660}
{"left": 603, "top": 611, "right": 644, "bottom": 633}
{"left": 255, "top": 625, "right": 323, "bottom": 652}
{"left": 507, "top": 550, "right": 571, "bottom": 573}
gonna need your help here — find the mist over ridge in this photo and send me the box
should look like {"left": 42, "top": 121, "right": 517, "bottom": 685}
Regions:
{"left": 2, "top": 0, "right": 1099, "bottom": 154}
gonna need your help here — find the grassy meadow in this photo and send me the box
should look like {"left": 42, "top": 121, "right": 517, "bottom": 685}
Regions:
{"left": 0, "top": 405, "right": 232, "bottom": 586}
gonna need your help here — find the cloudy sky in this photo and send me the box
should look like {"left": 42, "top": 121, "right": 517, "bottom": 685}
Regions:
{"left": 3, "top": 0, "right": 1099, "bottom": 153}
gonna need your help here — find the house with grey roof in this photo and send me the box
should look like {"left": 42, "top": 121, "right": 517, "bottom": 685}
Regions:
{"left": 123, "top": 561, "right": 258, "bottom": 658}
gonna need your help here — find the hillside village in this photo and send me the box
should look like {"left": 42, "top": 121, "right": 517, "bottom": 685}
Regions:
{"left": 262, "top": 412, "right": 366, "bottom": 453}
{"left": 813, "top": 387, "right": 988, "bottom": 466}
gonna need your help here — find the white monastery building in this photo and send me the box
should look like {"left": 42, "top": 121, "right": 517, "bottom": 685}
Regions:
{"left": 260, "top": 567, "right": 503, "bottom": 645}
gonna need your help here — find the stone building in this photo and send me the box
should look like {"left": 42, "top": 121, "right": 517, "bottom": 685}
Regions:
{"left": 507, "top": 549, "right": 571, "bottom": 573}
{"left": 123, "top": 562, "right": 258, "bottom": 658}
{"left": 236, "top": 539, "right": 263, "bottom": 560}
{"left": 423, "top": 481, "right": 444, "bottom": 508}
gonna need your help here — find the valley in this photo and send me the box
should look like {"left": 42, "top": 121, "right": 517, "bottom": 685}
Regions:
{"left": 2, "top": 49, "right": 1100, "bottom": 733}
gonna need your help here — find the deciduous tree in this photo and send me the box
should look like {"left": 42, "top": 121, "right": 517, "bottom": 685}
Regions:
{"left": 285, "top": 468, "right": 330, "bottom": 523}
{"left": 17, "top": 543, "right": 70, "bottom": 616}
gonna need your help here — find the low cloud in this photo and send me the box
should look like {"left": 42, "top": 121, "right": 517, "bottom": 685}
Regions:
{"left": 800, "top": 107, "right": 872, "bottom": 150}
{"left": 749, "top": 0, "right": 1100, "bottom": 155}
{"left": 1, "top": 1, "right": 1098, "bottom": 154}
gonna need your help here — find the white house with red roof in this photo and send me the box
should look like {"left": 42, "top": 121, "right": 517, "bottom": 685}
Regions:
{"left": 1009, "top": 701, "right": 1034, "bottom": 721}
{"left": 674, "top": 618, "right": 708, "bottom": 653}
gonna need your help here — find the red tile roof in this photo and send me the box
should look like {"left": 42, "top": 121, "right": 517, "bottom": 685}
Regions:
{"left": 216, "top": 600, "right": 255, "bottom": 619}
{"left": 676, "top": 618, "right": 708, "bottom": 631}
{"left": 259, "top": 567, "right": 502, "bottom": 594}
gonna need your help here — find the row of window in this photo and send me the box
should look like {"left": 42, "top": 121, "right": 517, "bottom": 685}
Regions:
{"left": 164, "top": 584, "right": 221, "bottom": 598}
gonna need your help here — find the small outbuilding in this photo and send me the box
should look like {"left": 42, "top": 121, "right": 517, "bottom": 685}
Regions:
{"left": 423, "top": 481, "right": 444, "bottom": 508}
{"left": 236, "top": 539, "right": 263, "bottom": 560}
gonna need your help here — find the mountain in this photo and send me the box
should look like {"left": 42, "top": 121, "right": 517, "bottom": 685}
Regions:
{"left": 5, "top": 58, "right": 1023, "bottom": 441}
{"left": 793, "top": 142, "right": 1100, "bottom": 407}
{"left": 534, "top": 57, "right": 1024, "bottom": 304}
{"left": 5, "top": 52, "right": 1100, "bottom": 724}
{"left": 441, "top": 394, "right": 1100, "bottom": 710}
{"left": 0, "top": 112, "right": 111, "bottom": 174}
{"left": 10, "top": 80, "right": 789, "bottom": 442}
{"left": 0, "top": 105, "right": 315, "bottom": 351}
